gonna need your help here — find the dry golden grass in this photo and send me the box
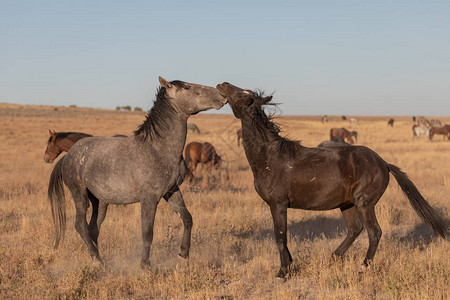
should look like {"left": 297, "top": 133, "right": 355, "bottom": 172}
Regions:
{"left": 0, "top": 103, "right": 449, "bottom": 299}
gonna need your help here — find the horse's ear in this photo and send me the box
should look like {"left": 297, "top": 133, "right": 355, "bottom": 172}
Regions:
{"left": 159, "top": 77, "right": 172, "bottom": 89}
{"left": 49, "top": 129, "right": 56, "bottom": 138}
{"left": 260, "top": 96, "right": 273, "bottom": 105}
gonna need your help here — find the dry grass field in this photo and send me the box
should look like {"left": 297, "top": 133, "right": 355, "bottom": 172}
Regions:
{"left": 0, "top": 103, "right": 449, "bottom": 299}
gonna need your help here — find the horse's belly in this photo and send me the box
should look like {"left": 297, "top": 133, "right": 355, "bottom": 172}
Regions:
{"left": 288, "top": 182, "right": 349, "bottom": 210}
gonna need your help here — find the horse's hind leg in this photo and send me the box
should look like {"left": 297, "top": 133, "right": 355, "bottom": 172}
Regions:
{"left": 332, "top": 204, "right": 363, "bottom": 258}
{"left": 164, "top": 189, "right": 192, "bottom": 259}
{"left": 356, "top": 203, "right": 382, "bottom": 269}
{"left": 72, "top": 188, "right": 102, "bottom": 263}
{"left": 87, "top": 190, "right": 108, "bottom": 247}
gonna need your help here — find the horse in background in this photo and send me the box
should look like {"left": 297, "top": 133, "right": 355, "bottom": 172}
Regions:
{"left": 321, "top": 115, "right": 329, "bottom": 123}
{"left": 184, "top": 141, "right": 222, "bottom": 181}
{"left": 431, "top": 119, "right": 442, "bottom": 127}
{"left": 388, "top": 119, "right": 394, "bottom": 127}
{"left": 349, "top": 117, "right": 359, "bottom": 126}
{"left": 417, "top": 117, "right": 432, "bottom": 128}
{"left": 187, "top": 123, "right": 201, "bottom": 133}
{"left": 237, "top": 129, "right": 243, "bottom": 147}
{"left": 412, "top": 125, "right": 430, "bottom": 139}
{"left": 44, "top": 130, "right": 93, "bottom": 163}
{"left": 330, "top": 128, "right": 357, "bottom": 145}
{"left": 44, "top": 130, "right": 127, "bottom": 163}
{"left": 318, "top": 139, "right": 349, "bottom": 147}
{"left": 429, "top": 126, "right": 449, "bottom": 140}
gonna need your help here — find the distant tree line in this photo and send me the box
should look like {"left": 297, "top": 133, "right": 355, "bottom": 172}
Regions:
{"left": 116, "top": 106, "right": 143, "bottom": 112}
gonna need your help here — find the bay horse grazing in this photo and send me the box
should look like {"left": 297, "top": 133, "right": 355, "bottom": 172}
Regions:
{"left": 44, "top": 131, "right": 92, "bottom": 163}
{"left": 217, "top": 82, "right": 447, "bottom": 279}
{"left": 412, "top": 125, "right": 430, "bottom": 139}
{"left": 429, "top": 126, "right": 449, "bottom": 140}
{"left": 187, "top": 123, "right": 200, "bottom": 133}
{"left": 237, "top": 128, "right": 243, "bottom": 147}
{"left": 387, "top": 119, "right": 394, "bottom": 127}
{"left": 48, "top": 77, "right": 226, "bottom": 266}
{"left": 184, "top": 141, "right": 222, "bottom": 181}
{"left": 330, "top": 128, "right": 356, "bottom": 145}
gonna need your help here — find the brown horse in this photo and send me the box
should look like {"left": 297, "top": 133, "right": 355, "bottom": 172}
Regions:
{"left": 184, "top": 141, "right": 222, "bottom": 180}
{"left": 429, "top": 126, "right": 449, "bottom": 140}
{"left": 217, "top": 82, "right": 447, "bottom": 279}
{"left": 44, "top": 130, "right": 127, "bottom": 163}
{"left": 388, "top": 119, "right": 394, "bottom": 127}
{"left": 330, "top": 128, "right": 357, "bottom": 144}
{"left": 44, "top": 130, "right": 93, "bottom": 163}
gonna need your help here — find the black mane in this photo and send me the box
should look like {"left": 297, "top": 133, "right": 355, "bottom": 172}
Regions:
{"left": 134, "top": 84, "right": 178, "bottom": 140}
{"left": 48, "top": 132, "right": 92, "bottom": 143}
{"left": 249, "top": 91, "right": 302, "bottom": 157}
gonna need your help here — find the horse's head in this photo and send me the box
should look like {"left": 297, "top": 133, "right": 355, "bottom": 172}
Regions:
{"left": 44, "top": 130, "right": 61, "bottom": 163}
{"left": 216, "top": 82, "right": 272, "bottom": 119}
{"left": 158, "top": 77, "right": 227, "bottom": 116}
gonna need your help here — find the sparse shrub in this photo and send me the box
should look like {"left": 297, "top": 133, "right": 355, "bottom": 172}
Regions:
{"left": 134, "top": 107, "right": 143, "bottom": 112}
{"left": 69, "top": 104, "right": 77, "bottom": 108}
{"left": 121, "top": 105, "right": 131, "bottom": 111}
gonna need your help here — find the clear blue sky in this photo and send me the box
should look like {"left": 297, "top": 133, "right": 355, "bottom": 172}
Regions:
{"left": 1, "top": 1, "right": 449, "bottom": 116}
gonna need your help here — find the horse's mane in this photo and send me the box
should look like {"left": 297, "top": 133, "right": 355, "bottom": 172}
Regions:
{"left": 48, "top": 132, "right": 92, "bottom": 143}
{"left": 249, "top": 91, "right": 302, "bottom": 157}
{"left": 134, "top": 81, "right": 184, "bottom": 140}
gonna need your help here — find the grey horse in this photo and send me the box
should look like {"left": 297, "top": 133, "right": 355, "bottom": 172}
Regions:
{"left": 48, "top": 77, "right": 227, "bottom": 266}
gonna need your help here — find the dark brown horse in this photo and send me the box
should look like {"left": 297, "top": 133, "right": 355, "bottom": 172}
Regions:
{"left": 44, "top": 130, "right": 93, "bottom": 163}
{"left": 330, "top": 128, "right": 357, "bottom": 145}
{"left": 217, "top": 82, "right": 447, "bottom": 278}
{"left": 429, "top": 126, "right": 449, "bottom": 140}
{"left": 388, "top": 119, "right": 394, "bottom": 127}
{"left": 184, "top": 142, "right": 222, "bottom": 181}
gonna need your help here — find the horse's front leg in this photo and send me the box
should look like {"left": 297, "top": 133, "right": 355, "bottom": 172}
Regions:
{"left": 164, "top": 189, "right": 192, "bottom": 259}
{"left": 140, "top": 196, "right": 159, "bottom": 267}
{"left": 269, "top": 202, "right": 292, "bottom": 278}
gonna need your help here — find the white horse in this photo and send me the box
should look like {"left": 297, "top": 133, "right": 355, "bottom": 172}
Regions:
{"left": 413, "top": 125, "right": 430, "bottom": 139}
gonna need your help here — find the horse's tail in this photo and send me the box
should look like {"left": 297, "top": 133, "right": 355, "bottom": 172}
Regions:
{"left": 48, "top": 156, "right": 67, "bottom": 249}
{"left": 388, "top": 163, "right": 447, "bottom": 239}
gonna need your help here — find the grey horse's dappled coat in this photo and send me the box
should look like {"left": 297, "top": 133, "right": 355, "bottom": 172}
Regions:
{"left": 48, "top": 77, "right": 227, "bottom": 266}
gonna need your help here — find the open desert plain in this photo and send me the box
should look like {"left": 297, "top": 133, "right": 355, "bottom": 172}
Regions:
{"left": 0, "top": 103, "right": 449, "bottom": 299}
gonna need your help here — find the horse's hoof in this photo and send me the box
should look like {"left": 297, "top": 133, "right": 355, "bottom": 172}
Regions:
{"left": 274, "top": 276, "right": 287, "bottom": 283}
{"left": 177, "top": 254, "right": 190, "bottom": 268}
{"left": 92, "top": 258, "right": 104, "bottom": 268}
{"left": 140, "top": 261, "right": 152, "bottom": 270}
{"left": 178, "top": 253, "right": 189, "bottom": 259}
{"left": 358, "top": 264, "right": 370, "bottom": 274}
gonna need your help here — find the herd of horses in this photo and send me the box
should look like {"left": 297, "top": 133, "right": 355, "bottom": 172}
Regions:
{"left": 44, "top": 77, "right": 448, "bottom": 279}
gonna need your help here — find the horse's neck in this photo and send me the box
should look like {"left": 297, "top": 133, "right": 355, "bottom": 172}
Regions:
{"left": 240, "top": 120, "right": 277, "bottom": 174}
{"left": 148, "top": 115, "right": 188, "bottom": 158}
{"left": 59, "top": 138, "right": 77, "bottom": 152}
